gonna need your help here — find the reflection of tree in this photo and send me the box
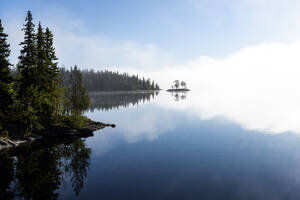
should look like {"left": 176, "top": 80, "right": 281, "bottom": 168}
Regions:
{"left": 180, "top": 81, "right": 187, "bottom": 89}
{"left": 0, "top": 153, "right": 15, "bottom": 200}
{"left": 62, "top": 139, "right": 92, "bottom": 196}
{"left": 2, "top": 138, "right": 92, "bottom": 199}
{"left": 89, "top": 91, "right": 159, "bottom": 111}
{"left": 174, "top": 93, "right": 180, "bottom": 101}
{"left": 15, "top": 148, "right": 63, "bottom": 200}
{"left": 171, "top": 92, "right": 187, "bottom": 101}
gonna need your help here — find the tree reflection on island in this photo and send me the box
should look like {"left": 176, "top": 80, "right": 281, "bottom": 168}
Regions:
{"left": 171, "top": 92, "right": 187, "bottom": 101}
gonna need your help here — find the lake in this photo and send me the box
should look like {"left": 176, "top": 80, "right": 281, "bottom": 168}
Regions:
{"left": 2, "top": 91, "right": 300, "bottom": 200}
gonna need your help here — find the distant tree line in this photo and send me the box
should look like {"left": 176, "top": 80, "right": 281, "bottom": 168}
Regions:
{"left": 0, "top": 11, "right": 89, "bottom": 137}
{"left": 60, "top": 68, "right": 160, "bottom": 92}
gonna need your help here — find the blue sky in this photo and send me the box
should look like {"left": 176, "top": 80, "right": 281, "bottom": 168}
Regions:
{"left": 1, "top": 0, "right": 300, "bottom": 70}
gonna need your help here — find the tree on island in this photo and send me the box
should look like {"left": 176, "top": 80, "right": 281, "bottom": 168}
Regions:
{"left": 180, "top": 81, "right": 186, "bottom": 89}
{"left": 173, "top": 80, "right": 180, "bottom": 89}
{"left": 169, "top": 80, "right": 188, "bottom": 90}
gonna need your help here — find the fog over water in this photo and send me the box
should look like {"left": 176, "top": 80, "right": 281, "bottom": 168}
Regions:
{"left": 120, "top": 41, "right": 300, "bottom": 135}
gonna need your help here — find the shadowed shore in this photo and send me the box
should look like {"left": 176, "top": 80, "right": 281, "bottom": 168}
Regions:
{"left": 0, "top": 119, "right": 115, "bottom": 154}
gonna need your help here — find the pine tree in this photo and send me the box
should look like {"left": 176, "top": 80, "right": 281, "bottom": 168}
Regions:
{"left": 44, "top": 27, "right": 61, "bottom": 116}
{"left": 69, "top": 66, "right": 89, "bottom": 114}
{"left": 44, "top": 27, "right": 58, "bottom": 82}
{"left": 67, "top": 66, "right": 90, "bottom": 127}
{"left": 36, "top": 22, "right": 48, "bottom": 88}
{"left": 18, "top": 11, "right": 37, "bottom": 89}
{"left": 17, "top": 11, "right": 41, "bottom": 135}
{"left": 36, "top": 22, "right": 52, "bottom": 127}
{"left": 0, "top": 19, "right": 14, "bottom": 135}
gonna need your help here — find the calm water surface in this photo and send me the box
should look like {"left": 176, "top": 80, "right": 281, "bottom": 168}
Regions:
{"left": 2, "top": 91, "right": 300, "bottom": 200}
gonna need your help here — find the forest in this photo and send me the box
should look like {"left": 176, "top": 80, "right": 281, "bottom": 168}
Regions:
{"left": 60, "top": 68, "right": 160, "bottom": 92}
{"left": 0, "top": 11, "right": 90, "bottom": 137}
{"left": 0, "top": 10, "right": 160, "bottom": 138}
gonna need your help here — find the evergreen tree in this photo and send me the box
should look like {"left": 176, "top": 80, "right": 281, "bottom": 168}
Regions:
{"left": 44, "top": 27, "right": 58, "bottom": 83}
{"left": 0, "top": 19, "right": 14, "bottom": 135}
{"left": 44, "top": 27, "right": 60, "bottom": 116}
{"left": 18, "top": 10, "right": 37, "bottom": 88}
{"left": 36, "top": 22, "right": 48, "bottom": 88}
{"left": 69, "top": 65, "right": 89, "bottom": 115}
{"left": 17, "top": 10, "right": 41, "bottom": 135}
{"left": 36, "top": 22, "right": 52, "bottom": 127}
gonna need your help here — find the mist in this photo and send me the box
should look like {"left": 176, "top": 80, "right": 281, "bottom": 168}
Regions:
{"left": 127, "top": 41, "right": 300, "bottom": 134}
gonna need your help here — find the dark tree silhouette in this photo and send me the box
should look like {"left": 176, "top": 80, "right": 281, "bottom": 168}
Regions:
{"left": 62, "top": 139, "right": 92, "bottom": 196}
{"left": 0, "top": 19, "right": 14, "bottom": 135}
{"left": 0, "top": 153, "right": 15, "bottom": 200}
{"left": 173, "top": 80, "right": 180, "bottom": 89}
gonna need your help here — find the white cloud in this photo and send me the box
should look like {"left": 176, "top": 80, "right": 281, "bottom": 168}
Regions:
{"left": 54, "top": 30, "right": 173, "bottom": 70}
{"left": 3, "top": 11, "right": 174, "bottom": 70}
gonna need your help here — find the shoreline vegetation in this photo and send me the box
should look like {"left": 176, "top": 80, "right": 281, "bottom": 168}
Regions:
{"left": 0, "top": 11, "right": 158, "bottom": 153}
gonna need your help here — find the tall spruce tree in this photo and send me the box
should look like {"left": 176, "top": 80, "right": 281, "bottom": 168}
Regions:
{"left": 44, "top": 27, "right": 61, "bottom": 116}
{"left": 36, "top": 22, "right": 48, "bottom": 88}
{"left": 0, "top": 19, "right": 14, "bottom": 135}
{"left": 44, "top": 27, "right": 58, "bottom": 82}
{"left": 17, "top": 11, "right": 41, "bottom": 135}
{"left": 18, "top": 11, "right": 37, "bottom": 88}
{"left": 36, "top": 22, "right": 52, "bottom": 127}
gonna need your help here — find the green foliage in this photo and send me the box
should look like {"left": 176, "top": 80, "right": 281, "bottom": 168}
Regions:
{"left": 68, "top": 66, "right": 90, "bottom": 115}
{"left": 12, "top": 11, "right": 71, "bottom": 135}
{"left": 15, "top": 85, "right": 43, "bottom": 135}
{"left": 18, "top": 11, "right": 37, "bottom": 89}
{"left": 16, "top": 11, "right": 40, "bottom": 135}
{"left": 0, "top": 19, "right": 14, "bottom": 135}
{"left": 35, "top": 22, "right": 55, "bottom": 128}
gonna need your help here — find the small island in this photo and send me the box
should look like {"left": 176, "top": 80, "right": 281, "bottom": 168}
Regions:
{"left": 167, "top": 80, "right": 190, "bottom": 92}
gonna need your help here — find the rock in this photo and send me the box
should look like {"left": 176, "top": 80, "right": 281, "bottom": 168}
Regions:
{"left": 0, "top": 138, "right": 7, "bottom": 145}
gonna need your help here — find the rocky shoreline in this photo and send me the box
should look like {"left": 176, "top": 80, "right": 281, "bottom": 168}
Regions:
{"left": 0, "top": 119, "right": 115, "bottom": 153}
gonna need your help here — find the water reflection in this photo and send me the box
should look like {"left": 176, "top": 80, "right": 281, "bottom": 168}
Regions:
{"left": 0, "top": 139, "right": 91, "bottom": 199}
{"left": 89, "top": 91, "right": 159, "bottom": 111}
{"left": 2, "top": 90, "right": 300, "bottom": 199}
{"left": 0, "top": 153, "right": 14, "bottom": 200}
{"left": 169, "top": 91, "right": 187, "bottom": 101}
